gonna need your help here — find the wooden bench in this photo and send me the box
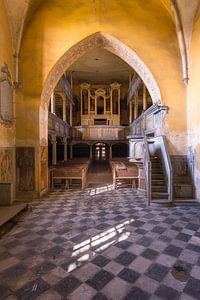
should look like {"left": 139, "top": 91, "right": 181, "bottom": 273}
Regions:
{"left": 110, "top": 159, "right": 138, "bottom": 189}
{"left": 50, "top": 159, "right": 90, "bottom": 189}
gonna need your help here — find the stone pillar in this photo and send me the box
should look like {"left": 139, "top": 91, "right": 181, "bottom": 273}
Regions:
{"left": 63, "top": 96, "right": 67, "bottom": 122}
{"left": 70, "top": 103, "right": 73, "bottom": 126}
{"left": 63, "top": 137, "right": 67, "bottom": 161}
{"left": 51, "top": 135, "right": 57, "bottom": 165}
{"left": 109, "top": 145, "right": 112, "bottom": 159}
{"left": 88, "top": 93, "right": 90, "bottom": 115}
{"left": 134, "top": 96, "right": 138, "bottom": 120}
{"left": 143, "top": 84, "right": 147, "bottom": 111}
{"left": 118, "top": 93, "right": 120, "bottom": 116}
{"left": 129, "top": 100, "right": 133, "bottom": 124}
{"left": 50, "top": 93, "right": 55, "bottom": 113}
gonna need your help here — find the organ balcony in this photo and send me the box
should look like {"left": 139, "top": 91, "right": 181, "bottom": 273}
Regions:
{"left": 71, "top": 125, "right": 129, "bottom": 141}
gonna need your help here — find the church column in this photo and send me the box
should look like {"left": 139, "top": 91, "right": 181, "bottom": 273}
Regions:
{"left": 104, "top": 97, "right": 106, "bottom": 114}
{"left": 134, "top": 95, "right": 138, "bottom": 120}
{"left": 70, "top": 103, "right": 73, "bottom": 126}
{"left": 118, "top": 91, "right": 120, "bottom": 116}
{"left": 129, "top": 100, "right": 133, "bottom": 124}
{"left": 109, "top": 145, "right": 112, "bottom": 159}
{"left": 110, "top": 90, "right": 113, "bottom": 117}
{"left": 95, "top": 96, "right": 97, "bottom": 115}
{"left": 63, "top": 137, "right": 67, "bottom": 161}
{"left": 88, "top": 92, "right": 90, "bottom": 115}
{"left": 50, "top": 93, "right": 55, "bottom": 113}
{"left": 62, "top": 95, "right": 67, "bottom": 122}
{"left": 143, "top": 84, "right": 147, "bottom": 111}
{"left": 51, "top": 135, "right": 57, "bottom": 165}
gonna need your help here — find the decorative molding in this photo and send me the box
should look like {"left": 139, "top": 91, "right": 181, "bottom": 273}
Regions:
{"left": 0, "top": 63, "right": 14, "bottom": 125}
{"left": 41, "top": 32, "right": 162, "bottom": 109}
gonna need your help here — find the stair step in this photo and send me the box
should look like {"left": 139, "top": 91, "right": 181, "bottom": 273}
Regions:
{"left": 151, "top": 179, "right": 165, "bottom": 185}
{"left": 152, "top": 186, "right": 167, "bottom": 192}
{"left": 152, "top": 170, "right": 164, "bottom": 174}
{"left": 152, "top": 192, "right": 169, "bottom": 199}
{"left": 151, "top": 165, "right": 162, "bottom": 168}
{"left": 152, "top": 174, "right": 165, "bottom": 179}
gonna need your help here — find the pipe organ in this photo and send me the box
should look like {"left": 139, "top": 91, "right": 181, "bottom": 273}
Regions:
{"left": 80, "top": 82, "right": 121, "bottom": 126}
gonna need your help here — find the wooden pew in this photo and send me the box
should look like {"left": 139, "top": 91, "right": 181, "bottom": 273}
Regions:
{"left": 110, "top": 158, "right": 138, "bottom": 189}
{"left": 51, "top": 159, "right": 90, "bottom": 189}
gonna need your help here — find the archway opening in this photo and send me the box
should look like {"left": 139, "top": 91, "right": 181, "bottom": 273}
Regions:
{"left": 43, "top": 32, "right": 161, "bottom": 191}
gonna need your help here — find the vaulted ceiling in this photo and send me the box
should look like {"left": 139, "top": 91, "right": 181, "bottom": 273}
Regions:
{"left": 1, "top": 1, "right": 173, "bottom": 53}
{"left": 4, "top": 0, "right": 199, "bottom": 54}
{"left": 3, "top": 0, "right": 200, "bottom": 84}
{"left": 66, "top": 48, "right": 132, "bottom": 84}
{"left": 4, "top": 0, "right": 43, "bottom": 53}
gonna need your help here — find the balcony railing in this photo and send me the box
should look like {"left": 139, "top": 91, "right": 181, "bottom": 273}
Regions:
{"left": 48, "top": 112, "right": 70, "bottom": 137}
{"left": 71, "top": 125, "right": 129, "bottom": 141}
{"left": 129, "top": 104, "right": 168, "bottom": 137}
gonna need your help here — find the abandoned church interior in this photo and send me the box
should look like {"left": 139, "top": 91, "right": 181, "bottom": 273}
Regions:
{"left": 1, "top": 0, "right": 200, "bottom": 299}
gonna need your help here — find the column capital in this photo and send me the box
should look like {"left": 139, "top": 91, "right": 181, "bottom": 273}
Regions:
{"left": 51, "top": 135, "right": 57, "bottom": 143}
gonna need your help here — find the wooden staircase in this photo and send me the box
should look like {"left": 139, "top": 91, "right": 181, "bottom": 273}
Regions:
{"left": 151, "top": 157, "right": 169, "bottom": 201}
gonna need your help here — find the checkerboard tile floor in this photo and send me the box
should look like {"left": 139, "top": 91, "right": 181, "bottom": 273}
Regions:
{"left": 1, "top": 188, "right": 200, "bottom": 299}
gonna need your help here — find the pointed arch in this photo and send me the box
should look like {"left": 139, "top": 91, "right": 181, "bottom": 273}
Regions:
{"left": 41, "top": 32, "right": 161, "bottom": 107}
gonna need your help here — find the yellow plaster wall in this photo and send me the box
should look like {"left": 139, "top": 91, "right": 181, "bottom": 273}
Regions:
{"left": 16, "top": 0, "right": 189, "bottom": 194}
{"left": 0, "top": 0, "right": 15, "bottom": 146}
{"left": 187, "top": 15, "right": 200, "bottom": 198}
{"left": 18, "top": 0, "right": 186, "bottom": 138}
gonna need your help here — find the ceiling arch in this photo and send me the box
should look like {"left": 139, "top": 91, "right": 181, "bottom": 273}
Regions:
{"left": 3, "top": 0, "right": 200, "bottom": 85}
{"left": 4, "top": 0, "right": 174, "bottom": 55}
{"left": 41, "top": 32, "right": 162, "bottom": 108}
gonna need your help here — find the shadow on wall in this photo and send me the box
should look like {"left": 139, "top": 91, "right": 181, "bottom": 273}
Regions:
{"left": 112, "top": 143, "right": 128, "bottom": 158}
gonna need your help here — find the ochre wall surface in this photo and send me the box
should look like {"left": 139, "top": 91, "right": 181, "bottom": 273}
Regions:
{"left": 0, "top": 1, "right": 16, "bottom": 203}
{"left": 187, "top": 15, "right": 200, "bottom": 198}
{"left": 18, "top": 0, "right": 186, "bottom": 148}
{"left": 0, "top": 0, "right": 190, "bottom": 197}
{"left": 0, "top": 0, "right": 15, "bottom": 147}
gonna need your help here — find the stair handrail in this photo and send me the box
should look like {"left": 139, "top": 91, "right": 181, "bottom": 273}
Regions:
{"left": 144, "top": 136, "right": 151, "bottom": 205}
{"left": 148, "top": 135, "right": 173, "bottom": 202}
{"left": 159, "top": 135, "right": 173, "bottom": 202}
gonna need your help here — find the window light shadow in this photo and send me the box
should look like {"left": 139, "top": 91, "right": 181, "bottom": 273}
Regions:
{"left": 66, "top": 218, "right": 134, "bottom": 273}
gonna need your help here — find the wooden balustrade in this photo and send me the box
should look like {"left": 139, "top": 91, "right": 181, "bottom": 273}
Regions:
{"left": 71, "top": 125, "right": 129, "bottom": 141}
{"left": 48, "top": 112, "right": 70, "bottom": 137}
{"left": 129, "top": 104, "right": 168, "bottom": 137}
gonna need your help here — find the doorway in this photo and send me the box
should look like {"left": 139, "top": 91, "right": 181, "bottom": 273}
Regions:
{"left": 94, "top": 143, "right": 108, "bottom": 161}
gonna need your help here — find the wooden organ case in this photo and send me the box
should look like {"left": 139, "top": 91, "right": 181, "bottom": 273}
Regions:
{"left": 80, "top": 82, "right": 121, "bottom": 126}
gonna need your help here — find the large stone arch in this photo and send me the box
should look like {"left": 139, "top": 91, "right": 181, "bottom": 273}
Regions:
{"left": 41, "top": 32, "right": 162, "bottom": 108}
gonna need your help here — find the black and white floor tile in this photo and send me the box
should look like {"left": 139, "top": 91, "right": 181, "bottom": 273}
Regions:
{"left": 0, "top": 188, "right": 200, "bottom": 299}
